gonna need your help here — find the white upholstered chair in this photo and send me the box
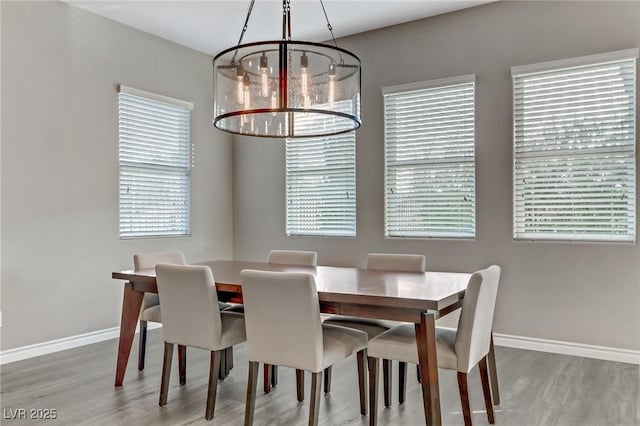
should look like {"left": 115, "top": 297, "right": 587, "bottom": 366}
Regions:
{"left": 365, "top": 253, "right": 426, "bottom": 272}
{"left": 156, "top": 264, "right": 246, "bottom": 421}
{"left": 260, "top": 250, "right": 318, "bottom": 392}
{"left": 134, "top": 251, "right": 231, "bottom": 382}
{"left": 367, "top": 265, "right": 501, "bottom": 426}
{"left": 134, "top": 251, "right": 186, "bottom": 374}
{"left": 267, "top": 249, "right": 318, "bottom": 266}
{"left": 323, "top": 253, "right": 426, "bottom": 403}
{"left": 240, "top": 270, "right": 368, "bottom": 426}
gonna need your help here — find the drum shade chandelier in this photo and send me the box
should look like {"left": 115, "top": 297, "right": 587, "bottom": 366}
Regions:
{"left": 212, "top": 0, "right": 361, "bottom": 138}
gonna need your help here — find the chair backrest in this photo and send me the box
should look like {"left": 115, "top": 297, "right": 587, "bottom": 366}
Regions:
{"left": 455, "top": 265, "right": 501, "bottom": 373}
{"left": 134, "top": 251, "right": 186, "bottom": 310}
{"left": 240, "top": 270, "right": 324, "bottom": 372}
{"left": 155, "top": 264, "right": 223, "bottom": 350}
{"left": 134, "top": 251, "right": 186, "bottom": 270}
{"left": 366, "top": 253, "right": 426, "bottom": 272}
{"left": 268, "top": 250, "right": 318, "bottom": 266}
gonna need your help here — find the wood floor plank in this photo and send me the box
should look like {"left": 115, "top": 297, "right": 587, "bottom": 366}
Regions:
{"left": 1, "top": 329, "right": 638, "bottom": 426}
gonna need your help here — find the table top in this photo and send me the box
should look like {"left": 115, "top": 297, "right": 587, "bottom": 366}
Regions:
{"left": 113, "top": 260, "right": 471, "bottom": 312}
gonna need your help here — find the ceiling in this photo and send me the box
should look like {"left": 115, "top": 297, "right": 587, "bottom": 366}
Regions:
{"left": 68, "top": 0, "right": 494, "bottom": 56}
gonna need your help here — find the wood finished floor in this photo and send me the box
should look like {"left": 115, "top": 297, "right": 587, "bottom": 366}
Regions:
{"left": 1, "top": 329, "right": 638, "bottom": 426}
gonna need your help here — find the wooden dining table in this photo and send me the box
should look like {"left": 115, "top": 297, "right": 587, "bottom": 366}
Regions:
{"left": 112, "top": 260, "right": 500, "bottom": 426}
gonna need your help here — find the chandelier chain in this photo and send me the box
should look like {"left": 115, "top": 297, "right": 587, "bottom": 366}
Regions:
{"left": 319, "top": 0, "right": 339, "bottom": 50}
{"left": 286, "top": 0, "right": 292, "bottom": 41}
{"left": 231, "top": 0, "right": 256, "bottom": 63}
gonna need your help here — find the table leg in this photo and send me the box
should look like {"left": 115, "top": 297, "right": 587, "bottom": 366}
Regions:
{"left": 115, "top": 282, "right": 144, "bottom": 386}
{"left": 488, "top": 332, "right": 500, "bottom": 405}
{"left": 415, "top": 312, "right": 441, "bottom": 426}
{"left": 263, "top": 364, "right": 272, "bottom": 393}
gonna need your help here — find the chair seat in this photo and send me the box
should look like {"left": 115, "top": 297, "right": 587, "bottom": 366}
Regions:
{"left": 367, "top": 324, "right": 458, "bottom": 371}
{"left": 141, "top": 302, "right": 231, "bottom": 323}
{"left": 141, "top": 305, "right": 162, "bottom": 322}
{"left": 323, "top": 316, "right": 399, "bottom": 339}
{"left": 218, "top": 302, "right": 231, "bottom": 310}
{"left": 218, "top": 311, "right": 246, "bottom": 350}
{"left": 321, "top": 324, "right": 368, "bottom": 370}
{"left": 223, "top": 304, "right": 244, "bottom": 313}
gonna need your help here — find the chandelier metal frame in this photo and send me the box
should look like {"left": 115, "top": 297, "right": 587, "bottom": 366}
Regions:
{"left": 212, "top": 0, "right": 362, "bottom": 138}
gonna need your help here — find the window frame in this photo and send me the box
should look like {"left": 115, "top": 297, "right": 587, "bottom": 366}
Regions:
{"left": 382, "top": 74, "right": 477, "bottom": 239}
{"left": 511, "top": 49, "right": 638, "bottom": 243}
{"left": 118, "top": 85, "right": 193, "bottom": 239}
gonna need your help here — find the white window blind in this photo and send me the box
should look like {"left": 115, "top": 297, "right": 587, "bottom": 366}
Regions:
{"left": 383, "top": 75, "right": 476, "bottom": 238}
{"left": 286, "top": 109, "right": 356, "bottom": 237}
{"left": 118, "top": 86, "right": 193, "bottom": 238}
{"left": 512, "top": 49, "right": 637, "bottom": 242}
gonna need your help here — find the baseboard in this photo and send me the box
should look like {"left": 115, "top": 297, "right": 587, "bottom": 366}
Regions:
{"left": 493, "top": 332, "right": 640, "bottom": 365}
{"left": 0, "top": 323, "right": 162, "bottom": 365}
{"left": 2, "top": 325, "right": 638, "bottom": 366}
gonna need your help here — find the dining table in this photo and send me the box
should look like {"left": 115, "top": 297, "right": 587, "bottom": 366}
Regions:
{"left": 112, "top": 259, "right": 500, "bottom": 426}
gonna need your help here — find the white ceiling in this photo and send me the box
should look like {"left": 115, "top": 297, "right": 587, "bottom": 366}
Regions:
{"left": 68, "top": 0, "right": 494, "bottom": 56}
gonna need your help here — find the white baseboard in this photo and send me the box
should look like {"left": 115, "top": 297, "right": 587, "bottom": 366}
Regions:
{"left": 493, "top": 332, "right": 640, "bottom": 365}
{"left": 1, "top": 325, "right": 638, "bottom": 366}
{"left": 0, "top": 323, "right": 162, "bottom": 365}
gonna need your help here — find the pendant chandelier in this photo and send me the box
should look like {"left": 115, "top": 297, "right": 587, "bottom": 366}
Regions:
{"left": 212, "top": 0, "right": 362, "bottom": 138}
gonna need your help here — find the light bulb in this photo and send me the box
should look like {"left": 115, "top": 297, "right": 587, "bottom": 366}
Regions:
{"left": 236, "top": 64, "right": 245, "bottom": 104}
{"left": 237, "top": 77, "right": 244, "bottom": 104}
{"left": 300, "top": 52, "right": 309, "bottom": 101}
{"left": 243, "top": 72, "right": 251, "bottom": 109}
{"left": 260, "top": 53, "right": 269, "bottom": 97}
{"left": 271, "top": 86, "right": 278, "bottom": 116}
{"left": 328, "top": 63, "right": 336, "bottom": 108}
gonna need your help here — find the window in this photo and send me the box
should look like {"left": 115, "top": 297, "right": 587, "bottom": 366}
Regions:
{"left": 512, "top": 49, "right": 637, "bottom": 242}
{"left": 286, "top": 111, "right": 356, "bottom": 237}
{"left": 383, "top": 75, "right": 476, "bottom": 238}
{"left": 118, "top": 85, "right": 193, "bottom": 238}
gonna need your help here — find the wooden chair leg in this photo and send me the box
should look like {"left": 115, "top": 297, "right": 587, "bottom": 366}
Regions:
{"left": 138, "top": 320, "right": 147, "bottom": 370}
{"left": 263, "top": 364, "right": 272, "bottom": 393}
{"left": 382, "top": 359, "right": 392, "bottom": 407}
{"left": 296, "top": 369, "right": 305, "bottom": 402}
{"left": 488, "top": 334, "right": 500, "bottom": 405}
{"left": 479, "top": 357, "right": 495, "bottom": 424}
{"left": 398, "top": 361, "right": 407, "bottom": 404}
{"left": 357, "top": 349, "right": 368, "bottom": 415}
{"left": 178, "top": 345, "right": 187, "bottom": 385}
{"left": 218, "top": 348, "right": 227, "bottom": 381}
{"left": 271, "top": 365, "right": 278, "bottom": 387}
{"left": 244, "top": 361, "right": 259, "bottom": 426}
{"left": 309, "top": 372, "right": 322, "bottom": 426}
{"left": 159, "top": 342, "right": 174, "bottom": 406}
{"left": 457, "top": 372, "right": 472, "bottom": 426}
{"left": 227, "top": 347, "right": 234, "bottom": 373}
{"left": 416, "top": 364, "right": 421, "bottom": 383}
{"left": 205, "top": 350, "right": 222, "bottom": 420}
{"left": 323, "top": 366, "right": 332, "bottom": 393}
{"left": 368, "top": 357, "right": 379, "bottom": 426}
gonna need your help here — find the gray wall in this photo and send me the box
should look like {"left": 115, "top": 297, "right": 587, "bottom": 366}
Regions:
{"left": 234, "top": 1, "right": 640, "bottom": 350}
{"left": 1, "top": 1, "right": 234, "bottom": 350}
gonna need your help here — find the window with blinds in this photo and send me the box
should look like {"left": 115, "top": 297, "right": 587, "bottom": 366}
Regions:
{"left": 118, "top": 86, "right": 193, "bottom": 239}
{"left": 286, "top": 110, "right": 356, "bottom": 237}
{"left": 512, "top": 49, "right": 637, "bottom": 242}
{"left": 383, "top": 75, "right": 476, "bottom": 238}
